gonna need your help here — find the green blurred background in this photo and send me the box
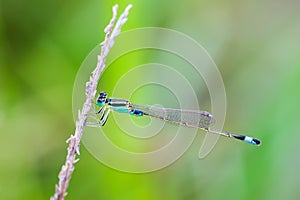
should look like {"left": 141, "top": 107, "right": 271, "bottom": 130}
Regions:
{"left": 1, "top": 0, "right": 300, "bottom": 199}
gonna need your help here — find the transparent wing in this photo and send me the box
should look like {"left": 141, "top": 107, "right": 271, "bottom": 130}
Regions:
{"left": 131, "top": 104, "right": 216, "bottom": 129}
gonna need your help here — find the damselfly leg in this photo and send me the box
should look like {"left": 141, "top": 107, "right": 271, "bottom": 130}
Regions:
{"left": 86, "top": 103, "right": 108, "bottom": 127}
{"left": 99, "top": 108, "right": 110, "bottom": 126}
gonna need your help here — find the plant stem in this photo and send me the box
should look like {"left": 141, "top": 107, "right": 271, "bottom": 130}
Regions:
{"left": 50, "top": 4, "right": 132, "bottom": 200}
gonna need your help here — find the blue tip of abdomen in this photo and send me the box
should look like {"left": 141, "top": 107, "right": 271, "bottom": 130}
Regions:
{"left": 244, "top": 136, "right": 261, "bottom": 146}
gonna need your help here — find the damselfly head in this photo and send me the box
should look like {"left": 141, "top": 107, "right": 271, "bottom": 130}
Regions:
{"left": 97, "top": 91, "right": 107, "bottom": 106}
{"left": 99, "top": 91, "right": 107, "bottom": 97}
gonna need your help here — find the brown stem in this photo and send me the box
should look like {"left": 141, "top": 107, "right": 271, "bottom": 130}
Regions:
{"left": 50, "top": 4, "right": 132, "bottom": 200}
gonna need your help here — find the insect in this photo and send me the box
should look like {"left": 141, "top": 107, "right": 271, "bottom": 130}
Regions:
{"left": 88, "top": 91, "right": 261, "bottom": 146}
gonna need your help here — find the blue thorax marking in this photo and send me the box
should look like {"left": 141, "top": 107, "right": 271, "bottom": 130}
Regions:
{"left": 110, "top": 106, "right": 130, "bottom": 113}
{"left": 97, "top": 101, "right": 105, "bottom": 107}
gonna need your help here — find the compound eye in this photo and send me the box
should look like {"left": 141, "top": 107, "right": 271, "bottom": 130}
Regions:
{"left": 99, "top": 91, "right": 107, "bottom": 97}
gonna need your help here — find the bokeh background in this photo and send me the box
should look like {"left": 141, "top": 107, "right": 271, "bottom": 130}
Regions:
{"left": 1, "top": 0, "right": 300, "bottom": 199}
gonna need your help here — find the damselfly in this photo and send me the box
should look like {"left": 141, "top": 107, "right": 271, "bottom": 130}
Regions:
{"left": 88, "top": 91, "right": 261, "bottom": 146}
